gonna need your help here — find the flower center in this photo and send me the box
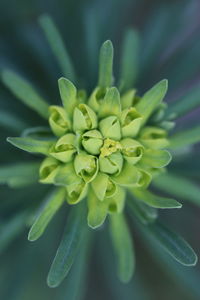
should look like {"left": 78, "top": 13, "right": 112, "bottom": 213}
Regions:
{"left": 100, "top": 138, "right": 122, "bottom": 157}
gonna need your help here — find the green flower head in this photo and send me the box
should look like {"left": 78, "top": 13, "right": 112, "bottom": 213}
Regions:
{"left": 2, "top": 15, "right": 198, "bottom": 288}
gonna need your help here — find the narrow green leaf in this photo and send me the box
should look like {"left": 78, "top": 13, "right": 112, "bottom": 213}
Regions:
{"left": 109, "top": 213, "right": 135, "bottom": 283}
{"left": 21, "top": 126, "right": 52, "bottom": 138}
{"left": 141, "top": 149, "right": 172, "bottom": 168}
{"left": 1, "top": 70, "right": 49, "bottom": 119}
{"left": 169, "top": 125, "right": 200, "bottom": 149}
{"left": 119, "top": 29, "right": 139, "bottom": 91}
{"left": 132, "top": 189, "right": 182, "bottom": 209}
{"left": 144, "top": 222, "right": 198, "bottom": 266}
{"left": 58, "top": 77, "right": 77, "bottom": 117}
{"left": 39, "top": 14, "right": 76, "bottom": 82}
{"left": 136, "top": 79, "right": 168, "bottom": 125}
{"left": 0, "top": 161, "right": 40, "bottom": 188}
{"left": 7, "top": 137, "right": 54, "bottom": 155}
{"left": 28, "top": 188, "right": 65, "bottom": 241}
{"left": 153, "top": 172, "right": 200, "bottom": 206}
{"left": 0, "top": 211, "right": 28, "bottom": 254}
{"left": 47, "top": 203, "right": 86, "bottom": 287}
{"left": 87, "top": 188, "right": 108, "bottom": 229}
{"left": 98, "top": 40, "right": 114, "bottom": 88}
{"left": 127, "top": 195, "right": 158, "bottom": 225}
{"left": 166, "top": 85, "right": 200, "bottom": 119}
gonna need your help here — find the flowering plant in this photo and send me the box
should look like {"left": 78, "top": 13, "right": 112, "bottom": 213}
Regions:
{"left": 1, "top": 15, "right": 199, "bottom": 289}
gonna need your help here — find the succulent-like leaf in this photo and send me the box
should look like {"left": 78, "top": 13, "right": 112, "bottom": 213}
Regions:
{"left": 119, "top": 29, "right": 139, "bottom": 91}
{"left": 136, "top": 79, "right": 168, "bottom": 125}
{"left": 98, "top": 40, "right": 113, "bottom": 88}
{"left": 28, "top": 188, "right": 65, "bottom": 241}
{"left": 87, "top": 188, "right": 108, "bottom": 229}
{"left": 58, "top": 78, "right": 78, "bottom": 118}
{"left": 131, "top": 189, "right": 182, "bottom": 209}
{"left": 47, "top": 203, "right": 87, "bottom": 287}
{"left": 128, "top": 197, "right": 158, "bottom": 225}
{"left": 7, "top": 137, "right": 54, "bottom": 155}
{"left": 141, "top": 149, "right": 172, "bottom": 168}
{"left": 39, "top": 14, "right": 76, "bottom": 82}
{"left": 1, "top": 70, "right": 49, "bottom": 119}
{"left": 109, "top": 213, "right": 135, "bottom": 283}
{"left": 144, "top": 222, "right": 198, "bottom": 266}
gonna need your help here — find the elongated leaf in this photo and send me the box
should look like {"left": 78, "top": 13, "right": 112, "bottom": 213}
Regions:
{"left": 7, "top": 137, "right": 54, "bottom": 155}
{"left": 0, "top": 161, "right": 40, "bottom": 188}
{"left": 141, "top": 149, "right": 172, "bottom": 168}
{"left": 28, "top": 188, "right": 65, "bottom": 241}
{"left": 109, "top": 214, "right": 135, "bottom": 283}
{"left": 21, "top": 126, "right": 52, "bottom": 138}
{"left": 0, "top": 212, "right": 28, "bottom": 254}
{"left": 59, "top": 230, "right": 91, "bottom": 300}
{"left": 58, "top": 77, "right": 77, "bottom": 117}
{"left": 98, "top": 40, "right": 113, "bottom": 88}
{"left": 166, "top": 85, "right": 200, "bottom": 119}
{"left": 87, "top": 188, "right": 108, "bottom": 229}
{"left": 169, "top": 126, "right": 200, "bottom": 149}
{"left": 119, "top": 29, "right": 139, "bottom": 91}
{"left": 153, "top": 172, "right": 200, "bottom": 206}
{"left": 127, "top": 195, "right": 158, "bottom": 225}
{"left": 39, "top": 14, "right": 76, "bottom": 82}
{"left": 1, "top": 70, "right": 49, "bottom": 119}
{"left": 136, "top": 79, "right": 168, "bottom": 124}
{"left": 132, "top": 189, "right": 181, "bottom": 209}
{"left": 47, "top": 203, "right": 86, "bottom": 287}
{"left": 143, "top": 222, "right": 197, "bottom": 266}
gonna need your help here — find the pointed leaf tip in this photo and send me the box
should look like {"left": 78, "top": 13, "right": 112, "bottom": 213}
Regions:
{"left": 98, "top": 40, "right": 114, "bottom": 88}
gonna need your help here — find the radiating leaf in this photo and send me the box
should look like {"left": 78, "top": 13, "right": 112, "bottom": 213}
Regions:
{"left": 136, "top": 79, "right": 168, "bottom": 125}
{"left": 87, "top": 188, "right": 108, "bottom": 229}
{"left": 143, "top": 222, "right": 197, "bottom": 266}
{"left": 127, "top": 195, "right": 158, "bottom": 225}
{"left": 21, "top": 126, "right": 52, "bottom": 138}
{"left": 119, "top": 29, "right": 139, "bottom": 91}
{"left": 153, "top": 172, "right": 200, "bottom": 206}
{"left": 98, "top": 40, "right": 113, "bottom": 88}
{"left": 166, "top": 85, "right": 200, "bottom": 119}
{"left": 132, "top": 189, "right": 182, "bottom": 209}
{"left": 1, "top": 70, "right": 49, "bottom": 119}
{"left": 28, "top": 188, "right": 65, "bottom": 241}
{"left": 58, "top": 77, "right": 77, "bottom": 117}
{"left": 109, "top": 213, "right": 135, "bottom": 283}
{"left": 7, "top": 137, "right": 54, "bottom": 155}
{"left": 0, "top": 161, "right": 40, "bottom": 188}
{"left": 47, "top": 203, "right": 86, "bottom": 287}
{"left": 39, "top": 14, "right": 76, "bottom": 82}
{"left": 141, "top": 149, "right": 172, "bottom": 168}
{"left": 169, "top": 125, "right": 200, "bottom": 149}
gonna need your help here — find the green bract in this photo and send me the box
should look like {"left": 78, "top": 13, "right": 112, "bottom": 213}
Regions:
{"left": 2, "top": 17, "right": 198, "bottom": 289}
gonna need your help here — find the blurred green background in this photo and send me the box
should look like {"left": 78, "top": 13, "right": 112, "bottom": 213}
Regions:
{"left": 0, "top": 0, "right": 200, "bottom": 299}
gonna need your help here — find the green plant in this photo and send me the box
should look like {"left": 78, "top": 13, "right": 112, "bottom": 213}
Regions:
{"left": 1, "top": 14, "right": 199, "bottom": 290}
